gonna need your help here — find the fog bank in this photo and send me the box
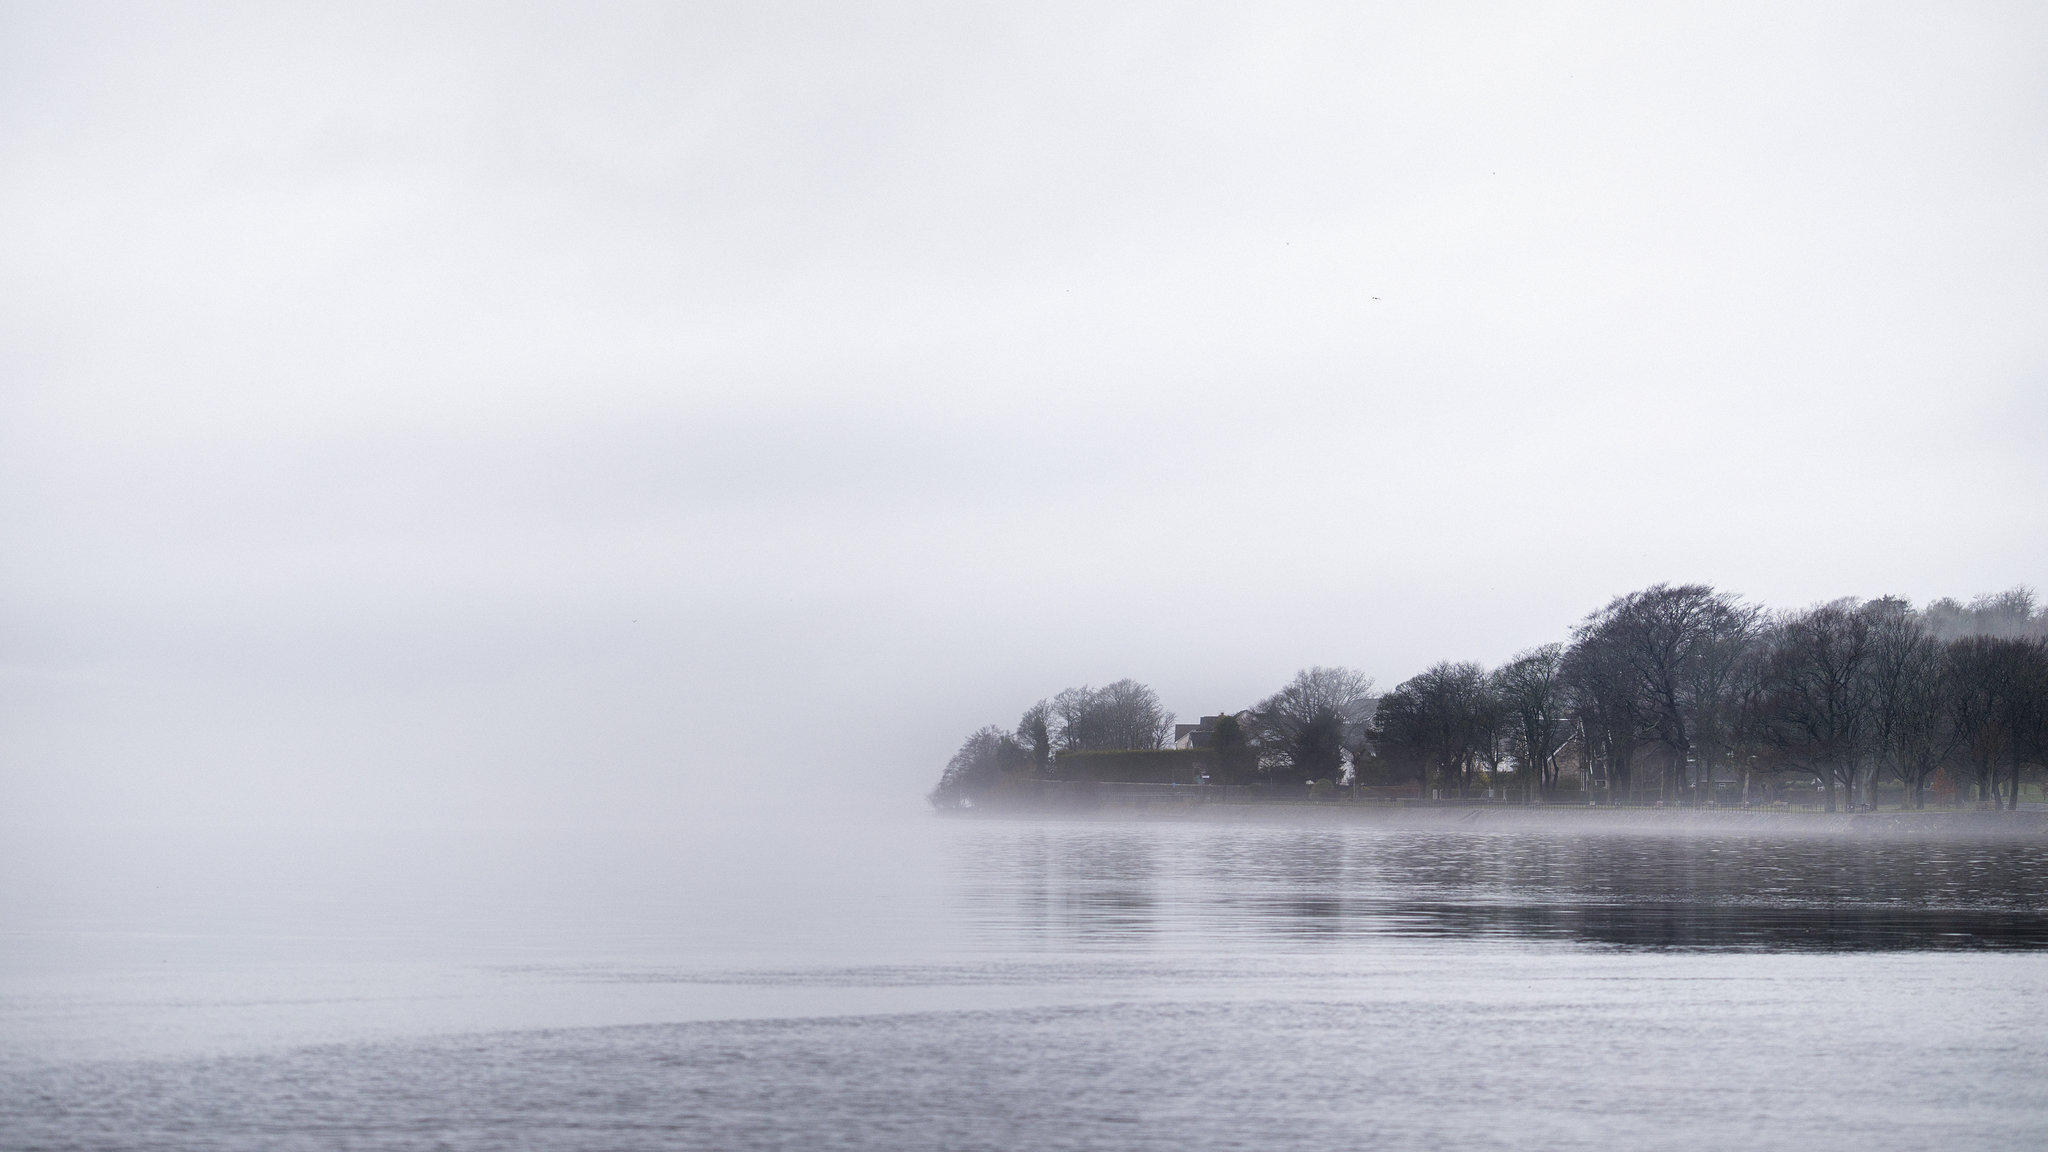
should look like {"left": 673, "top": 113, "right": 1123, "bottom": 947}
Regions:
{"left": 3, "top": 3, "right": 2044, "bottom": 838}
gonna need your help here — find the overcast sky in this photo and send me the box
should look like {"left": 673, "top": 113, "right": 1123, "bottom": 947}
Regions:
{"left": 3, "top": 2, "right": 2044, "bottom": 831}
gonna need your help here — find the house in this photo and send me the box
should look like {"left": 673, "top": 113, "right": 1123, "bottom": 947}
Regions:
{"left": 1173, "top": 713, "right": 1253, "bottom": 750}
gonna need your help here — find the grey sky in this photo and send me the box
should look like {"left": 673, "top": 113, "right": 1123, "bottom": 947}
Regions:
{"left": 2, "top": 2, "right": 2044, "bottom": 829}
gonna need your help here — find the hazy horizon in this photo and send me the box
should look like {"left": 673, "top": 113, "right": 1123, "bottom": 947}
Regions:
{"left": 4, "top": 2, "right": 2045, "bottom": 832}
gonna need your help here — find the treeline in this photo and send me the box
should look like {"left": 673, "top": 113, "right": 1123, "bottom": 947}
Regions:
{"left": 930, "top": 666, "right": 1376, "bottom": 804}
{"left": 931, "top": 585, "right": 2048, "bottom": 813}
{"left": 937, "top": 679, "right": 1186, "bottom": 785}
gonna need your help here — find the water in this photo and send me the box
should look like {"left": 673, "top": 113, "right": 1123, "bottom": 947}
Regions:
{"left": 5, "top": 814, "right": 2047, "bottom": 1149}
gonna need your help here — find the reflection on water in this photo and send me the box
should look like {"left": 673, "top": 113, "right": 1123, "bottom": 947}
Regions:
{"left": 949, "top": 822, "right": 2048, "bottom": 951}
{"left": 9, "top": 818, "right": 2048, "bottom": 1150}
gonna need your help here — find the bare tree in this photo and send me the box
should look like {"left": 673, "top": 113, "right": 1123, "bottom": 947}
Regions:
{"left": 1946, "top": 637, "right": 2047, "bottom": 809}
{"left": 1051, "top": 680, "right": 1175, "bottom": 751}
{"left": 1726, "top": 635, "right": 1786, "bottom": 805}
{"left": 1573, "top": 584, "right": 1756, "bottom": 805}
{"left": 1757, "top": 601, "right": 1875, "bottom": 812}
{"left": 1684, "top": 599, "right": 1765, "bottom": 804}
{"left": 1922, "top": 587, "right": 2048, "bottom": 642}
{"left": 1252, "top": 666, "right": 1375, "bottom": 782}
{"left": 1561, "top": 623, "right": 1653, "bottom": 804}
{"left": 1016, "top": 699, "right": 1052, "bottom": 774}
{"left": 2014, "top": 641, "right": 2048, "bottom": 805}
{"left": 1863, "top": 599, "right": 1959, "bottom": 809}
{"left": 1371, "top": 661, "right": 1489, "bottom": 798}
{"left": 1493, "top": 645, "right": 1571, "bottom": 801}
{"left": 1469, "top": 673, "right": 1512, "bottom": 796}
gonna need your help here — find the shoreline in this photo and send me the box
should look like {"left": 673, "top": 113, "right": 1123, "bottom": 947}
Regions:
{"left": 945, "top": 797, "right": 2048, "bottom": 835}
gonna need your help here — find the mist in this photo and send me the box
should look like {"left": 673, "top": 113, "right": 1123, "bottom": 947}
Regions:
{"left": 11, "top": 9, "right": 2048, "bottom": 1147}
{"left": 4, "top": 3, "right": 2045, "bottom": 841}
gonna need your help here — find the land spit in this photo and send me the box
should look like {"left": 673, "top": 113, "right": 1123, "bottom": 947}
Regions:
{"left": 948, "top": 788, "right": 2048, "bottom": 835}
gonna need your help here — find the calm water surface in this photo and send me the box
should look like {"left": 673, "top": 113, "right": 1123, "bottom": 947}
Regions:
{"left": 4, "top": 815, "right": 2046, "bottom": 1150}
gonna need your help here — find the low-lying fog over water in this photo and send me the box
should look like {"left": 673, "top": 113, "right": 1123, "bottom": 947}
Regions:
{"left": 6, "top": 2, "right": 2048, "bottom": 1149}
{"left": 5, "top": 815, "right": 2047, "bottom": 1150}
